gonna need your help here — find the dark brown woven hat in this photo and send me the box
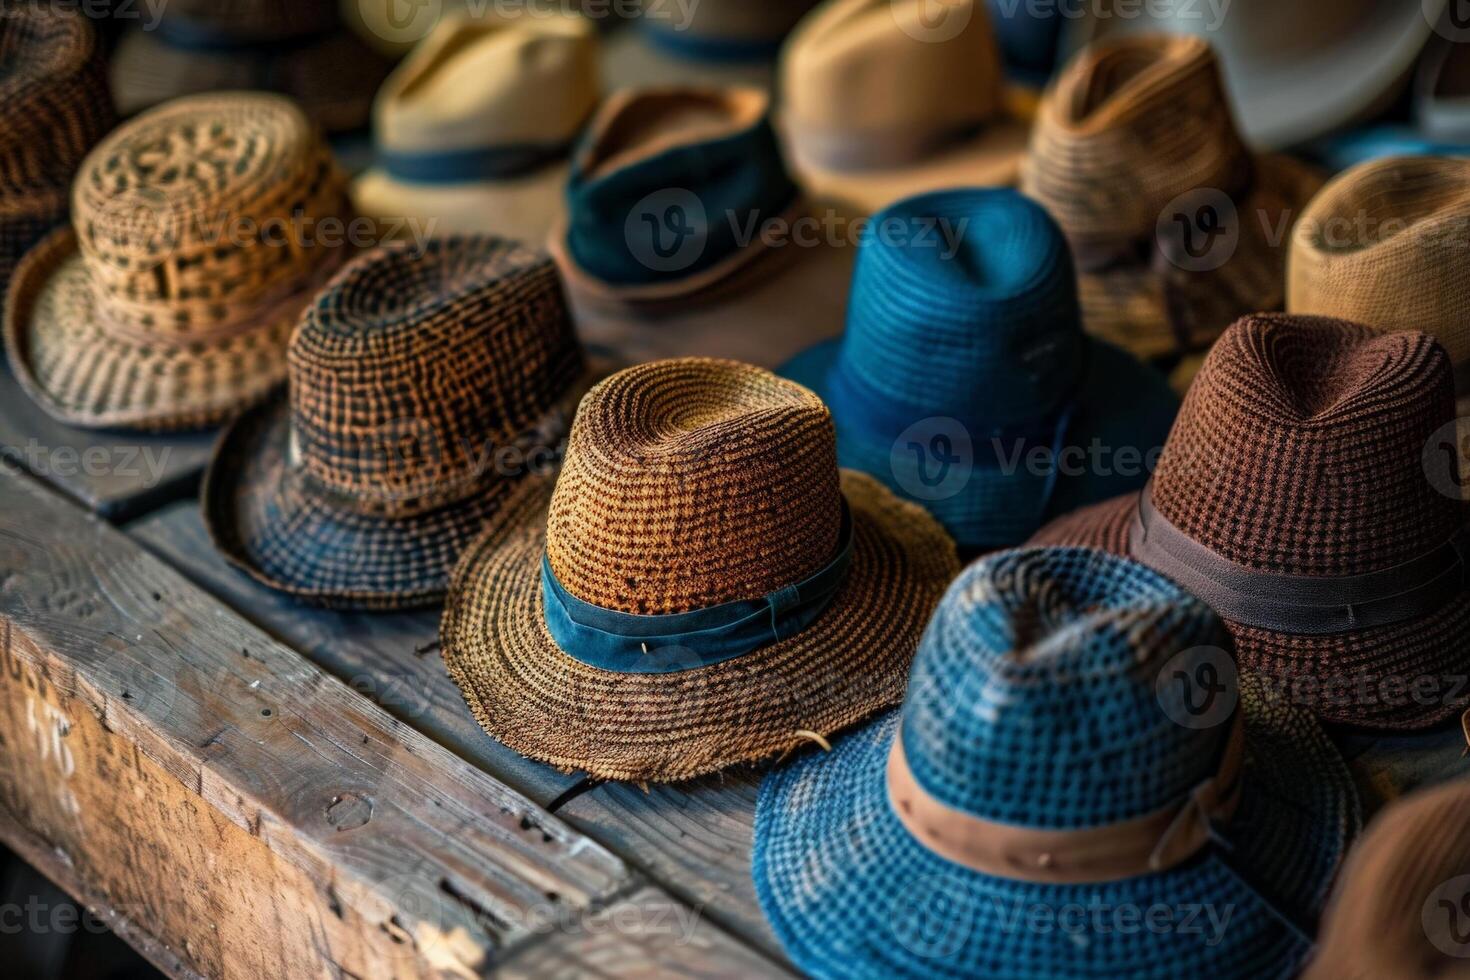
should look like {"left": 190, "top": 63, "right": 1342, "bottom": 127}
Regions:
{"left": 0, "top": 4, "right": 116, "bottom": 292}
{"left": 441, "top": 357, "right": 960, "bottom": 783}
{"left": 203, "top": 235, "right": 602, "bottom": 611}
{"left": 4, "top": 92, "right": 352, "bottom": 432}
{"left": 1031, "top": 313, "right": 1470, "bottom": 730}
{"left": 1305, "top": 778, "right": 1470, "bottom": 979}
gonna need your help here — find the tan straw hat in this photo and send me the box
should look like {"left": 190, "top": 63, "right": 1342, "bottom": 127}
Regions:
{"left": 352, "top": 11, "right": 601, "bottom": 246}
{"left": 779, "top": 0, "right": 1030, "bottom": 217}
{"left": 441, "top": 357, "right": 959, "bottom": 782}
{"left": 1021, "top": 34, "right": 1322, "bottom": 383}
{"left": 4, "top": 93, "right": 353, "bottom": 432}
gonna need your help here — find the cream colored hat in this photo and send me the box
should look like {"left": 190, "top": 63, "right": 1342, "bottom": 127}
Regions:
{"left": 779, "top": 0, "right": 1029, "bottom": 217}
{"left": 351, "top": 11, "right": 600, "bottom": 245}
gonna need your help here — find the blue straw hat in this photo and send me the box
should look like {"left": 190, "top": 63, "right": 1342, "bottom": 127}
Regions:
{"left": 779, "top": 189, "right": 1178, "bottom": 553}
{"left": 754, "top": 546, "right": 1361, "bottom": 980}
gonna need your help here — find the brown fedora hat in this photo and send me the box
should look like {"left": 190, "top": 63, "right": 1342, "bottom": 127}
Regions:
{"left": 441, "top": 357, "right": 959, "bottom": 782}
{"left": 5, "top": 93, "right": 353, "bottom": 432}
{"left": 1305, "top": 778, "right": 1470, "bottom": 979}
{"left": 203, "top": 235, "right": 606, "bottom": 611}
{"left": 0, "top": 4, "right": 116, "bottom": 293}
{"left": 1021, "top": 34, "right": 1322, "bottom": 384}
{"left": 1030, "top": 313, "right": 1470, "bottom": 731}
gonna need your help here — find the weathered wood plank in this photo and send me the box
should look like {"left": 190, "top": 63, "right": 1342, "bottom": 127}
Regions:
{"left": 0, "top": 366, "right": 214, "bottom": 521}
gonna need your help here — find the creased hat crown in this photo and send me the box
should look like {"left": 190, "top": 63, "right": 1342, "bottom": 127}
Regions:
{"left": 901, "top": 547, "right": 1230, "bottom": 828}
{"left": 288, "top": 236, "right": 583, "bottom": 509}
{"left": 546, "top": 358, "right": 843, "bottom": 614}
{"left": 1152, "top": 314, "right": 1460, "bottom": 576}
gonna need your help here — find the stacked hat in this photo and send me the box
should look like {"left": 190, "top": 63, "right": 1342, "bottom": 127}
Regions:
{"left": 0, "top": 5, "right": 115, "bottom": 295}
{"left": 5, "top": 93, "right": 351, "bottom": 432}
{"left": 780, "top": 188, "right": 1177, "bottom": 554}
{"left": 1306, "top": 779, "right": 1470, "bottom": 979}
{"left": 441, "top": 357, "right": 959, "bottom": 782}
{"left": 1031, "top": 314, "right": 1470, "bottom": 731}
{"left": 1021, "top": 34, "right": 1322, "bottom": 384}
{"left": 110, "top": 0, "right": 392, "bottom": 133}
{"left": 203, "top": 236, "right": 601, "bottom": 611}
{"left": 754, "top": 546, "right": 1360, "bottom": 978}
{"left": 352, "top": 11, "right": 601, "bottom": 246}
{"left": 779, "top": 0, "right": 1030, "bottom": 218}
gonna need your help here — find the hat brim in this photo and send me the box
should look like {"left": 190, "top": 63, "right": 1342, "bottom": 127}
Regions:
{"left": 753, "top": 675, "right": 1359, "bottom": 979}
{"left": 440, "top": 469, "right": 959, "bottom": 782}
{"left": 3, "top": 227, "right": 331, "bottom": 432}
{"left": 1030, "top": 494, "right": 1470, "bottom": 730}
{"left": 0, "top": 184, "right": 69, "bottom": 292}
{"left": 351, "top": 163, "right": 570, "bottom": 248}
{"left": 780, "top": 336, "right": 1178, "bottom": 553}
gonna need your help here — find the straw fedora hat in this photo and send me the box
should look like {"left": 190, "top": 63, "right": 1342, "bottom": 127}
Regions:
{"left": 203, "top": 236, "right": 605, "bottom": 610}
{"left": 352, "top": 11, "right": 600, "bottom": 247}
{"left": 0, "top": 5, "right": 115, "bottom": 295}
{"left": 5, "top": 93, "right": 352, "bottom": 432}
{"left": 1020, "top": 34, "right": 1323, "bottom": 385}
{"left": 441, "top": 357, "right": 959, "bottom": 782}
{"left": 1306, "top": 779, "right": 1470, "bottom": 979}
{"left": 779, "top": 188, "right": 1177, "bottom": 554}
{"left": 548, "top": 85, "right": 857, "bottom": 367}
{"left": 1030, "top": 314, "right": 1470, "bottom": 731}
{"left": 779, "top": 0, "right": 1030, "bottom": 218}
{"left": 754, "top": 546, "right": 1360, "bottom": 979}
{"left": 110, "top": 0, "right": 392, "bottom": 134}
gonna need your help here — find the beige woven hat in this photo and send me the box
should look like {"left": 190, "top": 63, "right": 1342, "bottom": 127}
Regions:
{"left": 441, "top": 357, "right": 959, "bottom": 782}
{"left": 351, "top": 11, "right": 600, "bottom": 246}
{"left": 4, "top": 93, "right": 352, "bottom": 432}
{"left": 779, "top": 0, "right": 1029, "bottom": 217}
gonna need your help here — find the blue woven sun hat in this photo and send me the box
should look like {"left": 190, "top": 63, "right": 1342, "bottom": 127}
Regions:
{"left": 753, "top": 546, "right": 1361, "bottom": 980}
{"left": 779, "top": 189, "right": 1178, "bottom": 553}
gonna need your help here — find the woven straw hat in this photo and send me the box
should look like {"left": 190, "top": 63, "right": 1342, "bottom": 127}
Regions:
{"left": 5, "top": 93, "right": 352, "bottom": 432}
{"left": 779, "top": 0, "right": 1030, "bottom": 217}
{"left": 754, "top": 546, "right": 1360, "bottom": 979}
{"left": 1020, "top": 34, "right": 1323, "bottom": 380}
{"left": 203, "top": 235, "right": 601, "bottom": 610}
{"left": 352, "top": 11, "right": 601, "bottom": 246}
{"left": 1031, "top": 314, "right": 1470, "bottom": 731}
{"left": 1288, "top": 156, "right": 1470, "bottom": 387}
{"left": 1305, "top": 779, "right": 1470, "bottom": 979}
{"left": 441, "top": 357, "right": 959, "bottom": 782}
{"left": 780, "top": 188, "right": 1177, "bottom": 554}
{"left": 110, "top": 0, "right": 392, "bottom": 134}
{"left": 0, "top": 4, "right": 115, "bottom": 295}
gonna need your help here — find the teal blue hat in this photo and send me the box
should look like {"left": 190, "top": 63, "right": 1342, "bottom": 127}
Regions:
{"left": 753, "top": 546, "right": 1361, "bottom": 979}
{"left": 779, "top": 188, "right": 1178, "bottom": 553}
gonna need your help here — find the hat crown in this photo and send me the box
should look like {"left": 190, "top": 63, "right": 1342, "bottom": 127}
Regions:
{"left": 546, "top": 358, "right": 844, "bottom": 615}
{"left": 375, "top": 13, "right": 600, "bottom": 153}
{"left": 288, "top": 236, "right": 584, "bottom": 507}
{"left": 71, "top": 93, "right": 347, "bottom": 342}
{"left": 836, "top": 189, "right": 1084, "bottom": 422}
{"left": 901, "top": 547, "right": 1231, "bottom": 829}
{"left": 1153, "top": 314, "right": 1461, "bottom": 576}
{"left": 1022, "top": 34, "right": 1250, "bottom": 249}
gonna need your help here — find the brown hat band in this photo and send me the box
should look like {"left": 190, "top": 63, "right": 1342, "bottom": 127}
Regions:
{"left": 884, "top": 716, "right": 1244, "bottom": 884}
{"left": 1130, "top": 485, "right": 1470, "bottom": 635}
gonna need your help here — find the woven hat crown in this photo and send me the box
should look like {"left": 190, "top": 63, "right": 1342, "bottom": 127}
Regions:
{"left": 1152, "top": 314, "right": 1461, "bottom": 576}
{"left": 1021, "top": 33, "right": 1250, "bottom": 251}
{"left": 835, "top": 188, "right": 1083, "bottom": 423}
{"left": 1288, "top": 155, "right": 1470, "bottom": 366}
{"left": 901, "top": 547, "right": 1231, "bottom": 829}
{"left": 546, "top": 358, "right": 843, "bottom": 615}
{"left": 71, "top": 93, "right": 347, "bottom": 342}
{"left": 288, "top": 236, "right": 583, "bottom": 510}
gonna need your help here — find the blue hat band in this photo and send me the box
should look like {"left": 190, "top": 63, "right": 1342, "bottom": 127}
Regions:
{"left": 379, "top": 139, "right": 573, "bottom": 185}
{"left": 540, "top": 500, "right": 854, "bottom": 674}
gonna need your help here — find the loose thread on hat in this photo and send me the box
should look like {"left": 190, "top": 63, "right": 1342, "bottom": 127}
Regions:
{"left": 413, "top": 640, "right": 441, "bottom": 657}
{"left": 776, "top": 729, "right": 833, "bottom": 766}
